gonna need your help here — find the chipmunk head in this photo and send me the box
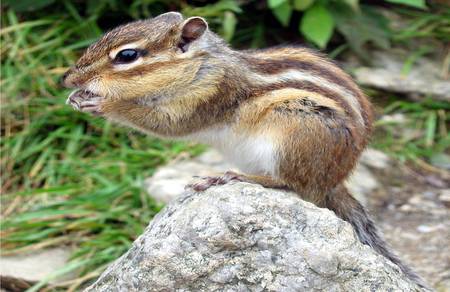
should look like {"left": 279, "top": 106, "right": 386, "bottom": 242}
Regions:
{"left": 62, "top": 12, "right": 222, "bottom": 101}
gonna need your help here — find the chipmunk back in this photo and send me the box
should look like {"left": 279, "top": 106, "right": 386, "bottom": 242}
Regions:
{"left": 63, "top": 12, "right": 427, "bottom": 288}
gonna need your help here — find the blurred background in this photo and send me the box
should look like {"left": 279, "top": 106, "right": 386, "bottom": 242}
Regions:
{"left": 1, "top": 0, "right": 449, "bottom": 291}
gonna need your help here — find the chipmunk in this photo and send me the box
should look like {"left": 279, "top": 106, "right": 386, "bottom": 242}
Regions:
{"left": 62, "top": 12, "right": 426, "bottom": 288}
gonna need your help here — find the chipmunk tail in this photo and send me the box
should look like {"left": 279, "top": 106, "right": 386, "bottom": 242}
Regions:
{"left": 324, "top": 184, "right": 429, "bottom": 290}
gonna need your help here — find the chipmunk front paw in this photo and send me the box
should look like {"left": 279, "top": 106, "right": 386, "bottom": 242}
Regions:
{"left": 66, "top": 90, "right": 104, "bottom": 116}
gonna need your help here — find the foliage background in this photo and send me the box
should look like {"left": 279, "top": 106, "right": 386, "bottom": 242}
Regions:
{"left": 1, "top": 0, "right": 449, "bottom": 290}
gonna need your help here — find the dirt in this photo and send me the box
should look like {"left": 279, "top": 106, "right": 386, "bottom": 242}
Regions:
{"left": 367, "top": 162, "right": 450, "bottom": 290}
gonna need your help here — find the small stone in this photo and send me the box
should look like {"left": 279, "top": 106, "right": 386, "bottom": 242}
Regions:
{"left": 422, "top": 191, "right": 437, "bottom": 200}
{"left": 416, "top": 224, "right": 444, "bottom": 233}
{"left": 430, "top": 153, "right": 450, "bottom": 170}
{"left": 360, "top": 148, "right": 391, "bottom": 169}
{"left": 379, "top": 113, "right": 407, "bottom": 124}
{"left": 0, "top": 248, "right": 76, "bottom": 284}
{"left": 345, "top": 163, "right": 379, "bottom": 205}
{"left": 424, "top": 175, "right": 447, "bottom": 188}
{"left": 438, "top": 189, "right": 450, "bottom": 208}
{"left": 399, "top": 204, "right": 414, "bottom": 212}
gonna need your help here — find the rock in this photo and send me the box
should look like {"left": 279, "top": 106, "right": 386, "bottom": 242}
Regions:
{"left": 87, "top": 182, "right": 422, "bottom": 291}
{"left": 439, "top": 189, "right": 450, "bottom": 208}
{"left": 430, "top": 153, "right": 450, "bottom": 170}
{"left": 379, "top": 113, "right": 407, "bottom": 124}
{"left": 346, "top": 49, "right": 450, "bottom": 101}
{"left": 435, "top": 277, "right": 450, "bottom": 292}
{"left": 144, "top": 149, "right": 234, "bottom": 203}
{"left": 0, "top": 247, "right": 76, "bottom": 289}
{"left": 345, "top": 163, "right": 379, "bottom": 205}
{"left": 360, "top": 148, "right": 391, "bottom": 169}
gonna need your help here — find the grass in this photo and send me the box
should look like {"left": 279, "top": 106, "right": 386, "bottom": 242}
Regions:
{"left": 0, "top": 8, "right": 202, "bottom": 291}
{"left": 373, "top": 97, "right": 449, "bottom": 165}
{"left": 1, "top": 2, "right": 449, "bottom": 291}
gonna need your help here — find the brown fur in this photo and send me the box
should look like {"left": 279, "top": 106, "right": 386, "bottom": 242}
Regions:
{"left": 62, "top": 12, "right": 426, "bottom": 288}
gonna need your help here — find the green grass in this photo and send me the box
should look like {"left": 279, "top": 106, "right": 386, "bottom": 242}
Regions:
{"left": 373, "top": 97, "right": 449, "bottom": 164}
{"left": 1, "top": 8, "right": 202, "bottom": 291}
{"left": 1, "top": 2, "right": 449, "bottom": 291}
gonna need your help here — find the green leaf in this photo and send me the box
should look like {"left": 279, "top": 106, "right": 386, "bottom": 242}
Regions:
{"left": 300, "top": 4, "right": 335, "bottom": 48}
{"left": 401, "top": 46, "right": 432, "bottom": 76}
{"left": 343, "top": 0, "right": 359, "bottom": 11}
{"left": 272, "top": 2, "right": 293, "bottom": 27}
{"left": 268, "top": 0, "right": 287, "bottom": 9}
{"left": 251, "top": 23, "right": 266, "bottom": 48}
{"left": 331, "top": 4, "right": 391, "bottom": 60}
{"left": 425, "top": 111, "right": 437, "bottom": 147}
{"left": 182, "top": 0, "right": 242, "bottom": 18}
{"left": 384, "top": 0, "right": 427, "bottom": 9}
{"left": 293, "top": 0, "right": 315, "bottom": 11}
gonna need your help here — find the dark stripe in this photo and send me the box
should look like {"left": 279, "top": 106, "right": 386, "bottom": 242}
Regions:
{"left": 109, "top": 51, "right": 209, "bottom": 78}
{"left": 250, "top": 80, "right": 360, "bottom": 123}
{"left": 244, "top": 55, "right": 371, "bottom": 126}
{"left": 244, "top": 56, "right": 360, "bottom": 95}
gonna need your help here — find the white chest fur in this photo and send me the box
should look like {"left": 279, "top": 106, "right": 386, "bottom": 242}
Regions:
{"left": 187, "top": 126, "right": 279, "bottom": 176}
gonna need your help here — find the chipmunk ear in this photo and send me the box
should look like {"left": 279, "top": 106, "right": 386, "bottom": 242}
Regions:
{"left": 154, "top": 11, "right": 183, "bottom": 24}
{"left": 179, "top": 17, "right": 208, "bottom": 51}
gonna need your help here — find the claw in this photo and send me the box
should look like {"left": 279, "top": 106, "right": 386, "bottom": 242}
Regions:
{"left": 66, "top": 90, "right": 104, "bottom": 115}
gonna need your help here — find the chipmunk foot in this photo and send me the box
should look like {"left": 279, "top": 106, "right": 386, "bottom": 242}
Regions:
{"left": 66, "top": 90, "right": 104, "bottom": 116}
{"left": 187, "top": 171, "right": 244, "bottom": 192}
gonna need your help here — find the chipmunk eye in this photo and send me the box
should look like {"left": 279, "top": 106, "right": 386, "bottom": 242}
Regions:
{"left": 114, "top": 49, "right": 140, "bottom": 64}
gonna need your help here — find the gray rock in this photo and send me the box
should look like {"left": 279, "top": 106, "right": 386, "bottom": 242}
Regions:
{"left": 360, "top": 148, "right": 391, "bottom": 169}
{"left": 439, "top": 189, "right": 450, "bottom": 208}
{"left": 348, "top": 49, "right": 450, "bottom": 101}
{"left": 0, "top": 248, "right": 76, "bottom": 284}
{"left": 345, "top": 163, "right": 378, "bottom": 205}
{"left": 87, "top": 183, "right": 422, "bottom": 292}
{"left": 344, "top": 148, "right": 390, "bottom": 205}
{"left": 145, "top": 150, "right": 234, "bottom": 203}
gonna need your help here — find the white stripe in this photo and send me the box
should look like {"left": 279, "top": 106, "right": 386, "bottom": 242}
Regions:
{"left": 109, "top": 41, "right": 145, "bottom": 59}
{"left": 250, "top": 70, "right": 364, "bottom": 125}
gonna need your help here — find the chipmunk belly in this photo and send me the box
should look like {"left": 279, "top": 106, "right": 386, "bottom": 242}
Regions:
{"left": 188, "top": 126, "right": 279, "bottom": 176}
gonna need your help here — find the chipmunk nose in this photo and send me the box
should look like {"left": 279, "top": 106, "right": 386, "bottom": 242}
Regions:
{"left": 61, "top": 70, "right": 69, "bottom": 87}
{"left": 61, "top": 68, "right": 76, "bottom": 88}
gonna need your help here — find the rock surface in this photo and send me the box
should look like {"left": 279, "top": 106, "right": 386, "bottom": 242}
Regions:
{"left": 87, "top": 182, "right": 422, "bottom": 292}
{"left": 0, "top": 247, "right": 76, "bottom": 290}
{"left": 349, "top": 49, "right": 450, "bottom": 101}
{"left": 369, "top": 167, "right": 450, "bottom": 290}
{"left": 345, "top": 49, "right": 450, "bottom": 101}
